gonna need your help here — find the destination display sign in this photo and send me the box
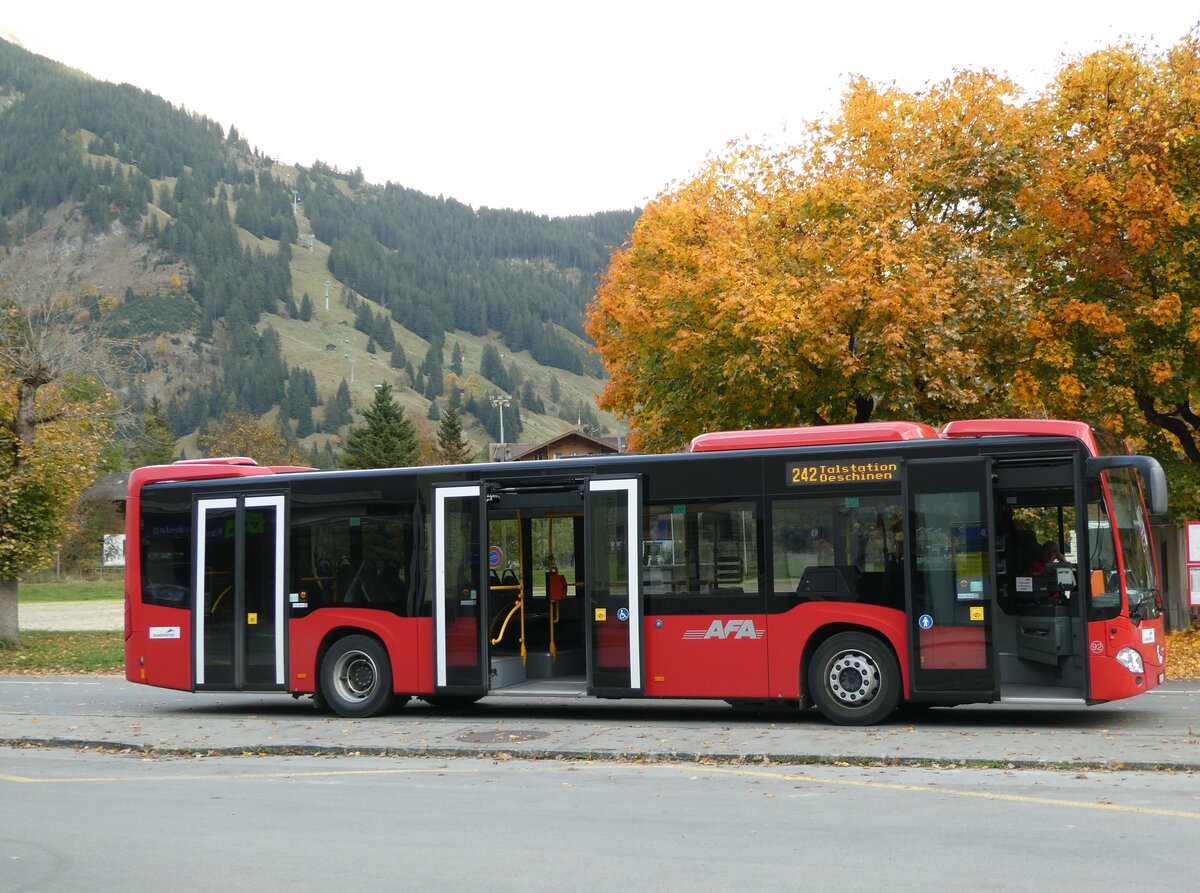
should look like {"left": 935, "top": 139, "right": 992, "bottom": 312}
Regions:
{"left": 787, "top": 458, "right": 900, "bottom": 486}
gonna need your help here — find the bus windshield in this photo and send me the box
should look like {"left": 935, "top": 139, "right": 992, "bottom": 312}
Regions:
{"left": 1090, "top": 469, "right": 1159, "bottom": 622}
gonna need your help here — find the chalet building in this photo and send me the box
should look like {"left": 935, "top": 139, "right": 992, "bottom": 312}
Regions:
{"left": 489, "top": 430, "right": 623, "bottom": 463}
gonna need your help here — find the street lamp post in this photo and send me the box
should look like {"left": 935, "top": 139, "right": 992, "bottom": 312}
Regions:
{"left": 490, "top": 394, "right": 511, "bottom": 460}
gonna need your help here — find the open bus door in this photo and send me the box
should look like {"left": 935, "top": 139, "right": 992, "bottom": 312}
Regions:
{"left": 194, "top": 495, "right": 286, "bottom": 690}
{"left": 904, "top": 458, "right": 1000, "bottom": 703}
{"left": 585, "top": 477, "right": 644, "bottom": 697}
{"left": 432, "top": 483, "right": 489, "bottom": 696}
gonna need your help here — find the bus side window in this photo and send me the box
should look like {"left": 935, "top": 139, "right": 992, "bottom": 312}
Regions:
{"left": 771, "top": 495, "right": 903, "bottom": 610}
{"left": 641, "top": 500, "right": 758, "bottom": 606}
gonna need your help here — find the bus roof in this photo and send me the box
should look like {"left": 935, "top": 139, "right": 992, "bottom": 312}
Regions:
{"left": 939, "top": 419, "right": 1097, "bottom": 453}
{"left": 688, "top": 422, "right": 940, "bottom": 453}
{"left": 689, "top": 418, "right": 1099, "bottom": 454}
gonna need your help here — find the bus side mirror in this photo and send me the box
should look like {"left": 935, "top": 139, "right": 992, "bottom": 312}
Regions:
{"left": 1085, "top": 456, "right": 1168, "bottom": 516}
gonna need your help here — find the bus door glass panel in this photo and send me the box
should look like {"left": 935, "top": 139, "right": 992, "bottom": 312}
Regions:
{"left": 906, "top": 459, "right": 997, "bottom": 695}
{"left": 434, "top": 485, "right": 486, "bottom": 691}
{"left": 586, "top": 478, "right": 642, "bottom": 694}
{"left": 194, "top": 496, "right": 285, "bottom": 690}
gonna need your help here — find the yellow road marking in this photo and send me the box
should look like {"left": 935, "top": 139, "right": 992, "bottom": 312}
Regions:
{"left": 663, "top": 764, "right": 1200, "bottom": 820}
{"left": 0, "top": 767, "right": 481, "bottom": 784}
{"left": 2, "top": 760, "right": 1197, "bottom": 820}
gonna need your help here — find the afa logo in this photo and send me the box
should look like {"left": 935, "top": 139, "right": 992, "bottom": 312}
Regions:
{"left": 682, "top": 619, "right": 764, "bottom": 641}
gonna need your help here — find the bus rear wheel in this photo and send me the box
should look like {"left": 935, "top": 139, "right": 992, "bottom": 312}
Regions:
{"left": 808, "top": 632, "right": 900, "bottom": 726}
{"left": 320, "top": 635, "right": 394, "bottom": 718}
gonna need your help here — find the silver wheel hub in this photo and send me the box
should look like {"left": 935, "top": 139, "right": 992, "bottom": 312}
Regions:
{"left": 825, "top": 649, "right": 881, "bottom": 707}
{"left": 333, "top": 651, "right": 377, "bottom": 703}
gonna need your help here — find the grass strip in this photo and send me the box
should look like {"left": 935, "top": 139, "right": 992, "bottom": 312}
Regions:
{"left": 18, "top": 580, "right": 123, "bottom": 603}
{"left": 0, "top": 630, "right": 124, "bottom": 674}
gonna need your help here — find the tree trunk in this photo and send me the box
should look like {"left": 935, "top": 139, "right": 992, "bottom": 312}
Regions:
{"left": 0, "top": 577, "right": 19, "bottom": 645}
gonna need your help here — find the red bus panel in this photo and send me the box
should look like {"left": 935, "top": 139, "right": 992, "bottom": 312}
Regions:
{"left": 643, "top": 614, "right": 768, "bottom": 698}
{"left": 126, "top": 604, "right": 192, "bottom": 691}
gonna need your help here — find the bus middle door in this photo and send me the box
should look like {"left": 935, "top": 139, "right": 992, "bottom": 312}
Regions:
{"left": 585, "top": 477, "right": 644, "bottom": 697}
{"left": 432, "top": 483, "right": 489, "bottom": 696}
{"left": 194, "top": 495, "right": 286, "bottom": 691}
{"left": 904, "top": 458, "right": 1000, "bottom": 703}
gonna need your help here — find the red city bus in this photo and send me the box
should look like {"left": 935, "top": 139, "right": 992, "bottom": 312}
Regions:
{"left": 123, "top": 419, "right": 1168, "bottom": 725}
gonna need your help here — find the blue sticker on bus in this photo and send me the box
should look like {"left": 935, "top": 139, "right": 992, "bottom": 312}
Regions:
{"left": 918, "top": 614, "right": 934, "bottom": 630}
{"left": 617, "top": 607, "right": 630, "bottom": 622}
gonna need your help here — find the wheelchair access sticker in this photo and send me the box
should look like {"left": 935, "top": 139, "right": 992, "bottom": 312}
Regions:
{"left": 616, "top": 607, "right": 630, "bottom": 622}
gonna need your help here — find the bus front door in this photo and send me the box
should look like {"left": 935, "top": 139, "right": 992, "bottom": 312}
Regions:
{"left": 194, "top": 495, "right": 286, "bottom": 691}
{"left": 585, "top": 477, "right": 644, "bottom": 697}
{"left": 905, "top": 459, "right": 1000, "bottom": 703}
{"left": 432, "top": 484, "right": 489, "bottom": 695}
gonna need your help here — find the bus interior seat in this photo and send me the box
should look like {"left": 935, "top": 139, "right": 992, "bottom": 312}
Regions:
{"left": 797, "top": 565, "right": 858, "bottom": 600}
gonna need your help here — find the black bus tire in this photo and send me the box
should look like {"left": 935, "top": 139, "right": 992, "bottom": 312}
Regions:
{"left": 319, "top": 635, "right": 394, "bottom": 718}
{"left": 808, "top": 632, "right": 900, "bottom": 726}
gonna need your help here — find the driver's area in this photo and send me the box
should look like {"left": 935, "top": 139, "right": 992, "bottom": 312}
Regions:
{"left": 993, "top": 459, "right": 1086, "bottom": 700}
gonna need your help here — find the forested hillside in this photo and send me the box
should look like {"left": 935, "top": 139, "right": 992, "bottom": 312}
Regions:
{"left": 0, "top": 37, "right": 636, "bottom": 463}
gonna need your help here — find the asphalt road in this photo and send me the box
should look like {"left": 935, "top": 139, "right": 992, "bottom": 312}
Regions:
{"left": 3, "top": 673, "right": 1198, "bottom": 891}
{"left": 3, "top": 749, "right": 1198, "bottom": 892}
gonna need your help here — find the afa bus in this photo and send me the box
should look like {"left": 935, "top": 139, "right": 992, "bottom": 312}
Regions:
{"left": 123, "top": 418, "right": 1168, "bottom": 726}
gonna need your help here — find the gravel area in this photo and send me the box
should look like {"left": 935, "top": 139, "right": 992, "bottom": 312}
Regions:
{"left": 19, "top": 600, "right": 123, "bottom": 631}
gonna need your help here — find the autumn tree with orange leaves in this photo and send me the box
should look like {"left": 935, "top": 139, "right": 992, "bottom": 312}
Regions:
{"left": 587, "top": 72, "right": 1033, "bottom": 452}
{"left": 588, "top": 29, "right": 1200, "bottom": 515}
{"left": 0, "top": 264, "right": 118, "bottom": 644}
{"left": 1018, "top": 33, "right": 1200, "bottom": 506}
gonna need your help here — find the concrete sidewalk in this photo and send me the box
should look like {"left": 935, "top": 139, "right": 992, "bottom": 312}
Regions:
{"left": 2, "top": 675, "right": 1198, "bottom": 770}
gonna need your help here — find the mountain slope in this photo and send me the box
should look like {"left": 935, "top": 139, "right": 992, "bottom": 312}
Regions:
{"left": 0, "top": 37, "right": 636, "bottom": 461}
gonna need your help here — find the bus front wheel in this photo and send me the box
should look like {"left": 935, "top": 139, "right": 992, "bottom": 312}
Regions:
{"left": 808, "top": 632, "right": 900, "bottom": 726}
{"left": 320, "top": 635, "right": 394, "bottom": 718}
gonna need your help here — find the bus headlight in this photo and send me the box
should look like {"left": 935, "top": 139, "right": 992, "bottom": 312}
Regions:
{"left": 1115, "top": 648, "right": 1144, "bottom": 674}
{"left": 1157, "top": 645, "right": 1165, "bottom": 664}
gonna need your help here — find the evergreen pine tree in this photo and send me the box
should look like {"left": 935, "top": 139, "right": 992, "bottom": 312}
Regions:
{"left": 293, "top": 381, "right": 314, "bottom": 436}
{"left": 354, "top": 301, "right": 372, "bottom": 334}
{"left": 130, "top": 397, "right": 177, "bottom": 467}
{"left": 436, "top": 391, "right": 473, "bottom": 465}
{"left": 299, "top": 292, "right": 313, "bottom": 321}
{"left": 373, "top": 312, "right": 396, "bottom": 350}
{"left": 450, "top": 341, "right": 464, "bottom": 376}
{"left": 391, "top": 343, "right": 407, "bottom": 369}
{"left": 323, "top": 378, "right": 353, "bottom": 431}
{"left": 342, "top": 383, "right": 420, "bottom": 469}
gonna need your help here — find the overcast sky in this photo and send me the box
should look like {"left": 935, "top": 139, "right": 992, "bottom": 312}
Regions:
{"left": 2, "top": 2, "right": 1197, "bottom": 217}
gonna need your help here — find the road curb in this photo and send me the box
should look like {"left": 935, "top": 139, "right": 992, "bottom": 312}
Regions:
{"left": 6, "top": 738, "right": 1199, "bottom": 773}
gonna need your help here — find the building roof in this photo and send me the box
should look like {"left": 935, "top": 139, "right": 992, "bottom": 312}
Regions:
{"left": 493, "top": 429, "right": 622, "bottom": 462}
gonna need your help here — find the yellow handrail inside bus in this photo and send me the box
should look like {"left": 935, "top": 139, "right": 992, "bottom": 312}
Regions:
{"left": 209, "top": 584, "right": 232, "bottom": 615}
{"left": 491, "top": 597, "right": 523, "bottom": 647}
{"left": 488, "top": 512, "right": 527, "bottom": 663}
